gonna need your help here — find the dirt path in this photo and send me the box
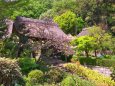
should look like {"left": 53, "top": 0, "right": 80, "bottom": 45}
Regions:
{"left": 91, "top": 66, "right": 112, "bottom": 77}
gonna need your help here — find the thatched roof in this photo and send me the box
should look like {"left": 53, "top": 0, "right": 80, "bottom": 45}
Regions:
{"left": 13, "top": 16, "right": 73, "bottom": 55}
{"left": 77, "top": 28, "right": 89, "bottom": 37}
{"left": 14, "top": 17, "right": 68, "bottom": 40}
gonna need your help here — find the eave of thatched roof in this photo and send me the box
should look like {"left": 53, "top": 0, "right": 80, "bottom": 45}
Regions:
{"left": 77, "top": 28, "right": 89, "bottom": 37}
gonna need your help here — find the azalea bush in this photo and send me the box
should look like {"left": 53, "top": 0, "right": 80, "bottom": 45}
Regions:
{"left": 0, "top": 57, "right": 24, "bottom": 86}
{"left": 61, "top": 75, "right": 76, "bottom": 86}
{"left": 61, "top": 74, "right": 95, "bottom": 86}
{"left": 64, "top": 63, "right": 115, "bottom": 86}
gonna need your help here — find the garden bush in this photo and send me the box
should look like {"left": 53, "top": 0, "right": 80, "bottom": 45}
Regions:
{"left": 25, "top": 68, "right": 64, "bottom": 86}
{"left": 25, "top": 69, "right": 44, "bottom": 86}
{"left": 79, "top": 57, "right": 115, "bottom": 67}
{"left": 96, "top": 59, "right": 115, "bottom": 67}
{"left": 79, "top": 57, "right": 96, "bottom": 65}
{"left": 0, "top": 57, "right": 24, "bottom": 86}
{"left": 111, "top": 67, "right": 115, "bottom": 81}
{"left": 61, "top": 54, "right": 72, "bottom": 62}
{"left": 110, "top": 55, "right": 115, "bottom": 60}
{"left": 45, "top": 67, "right": 65, "bottom": 83}
{"left": 61, "top": 75, "right": 95, "bottom": 86}
{"left": 64, "top": 63, "right": 115, "bottom": 86}
{"left": 71, "top": 55, "right": 78, "bottom": 62}
{"left": 61, "top": 75, "right": 76, "bottom": 86}
{"left": 28, "top": 70, "right": 44, "bottom": 84}
{"left": 18, "top": 58, "right": 38, "bottom": 74}
{"left": 75, "top": 75, "right": 95, "bottom": 86}
{"left": 103, "top": 55, "right": 111, "bottom": 59}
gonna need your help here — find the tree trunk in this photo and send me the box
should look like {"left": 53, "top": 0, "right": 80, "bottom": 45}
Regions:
{"left": 85, "top": 50, "right": 89, "bottom": 58}
{"left": 17, "top": 43, "right": 24, "bottom": 57}
{"left": 94, "top": 50, "right": 97, "bottom": 57}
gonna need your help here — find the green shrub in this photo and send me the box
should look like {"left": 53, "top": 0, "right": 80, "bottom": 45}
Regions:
{"left": 71, "top": 55, "right": 78, "bottom": 62}
{"left": 111, "top": 67, "right": 115, "bottom": 81}
{"left": 0, "top": 57, "right": 24, "bottom": 86}
{"left": 103, "top": 55, "right": 111, "bottom": 59}
{"left": 96, "top": 59, "right": 115, "bottom": 67}
{"left": 79, "top": 57, "right": 115, "bottom": 67}
{"left": 75, "top": 75, "right": 95, "bottom": 86}
{"left": 18, "top": 58, "right": 38, "bottom": 74}
{"left": 79, "top": 57, "right": 96, "bottom": 65}
{"left": 61, "top": 75, "right": 76, "bottom": 86}
{"left": 61, "top": 75, "right": 95, "bottom": 86}
{"left": 46, "top": 67, "right": 65, "bottom": 83}
{"left": 25, "top": 83, "right": 60, "bottom": 86}
{"left": 110, "top": 55, "right": 115, "bottom": 60}
{"left": 26, "top": 70, "right": 44, "bottom": 85}
{"left": 36, "top": 60, "right": 50, "bottom": 72}
{"left": 61, "top": 54, "right": 72, "bottom": 62}
{"left": 28, "top": 70, "right": 44, "bottom": 83}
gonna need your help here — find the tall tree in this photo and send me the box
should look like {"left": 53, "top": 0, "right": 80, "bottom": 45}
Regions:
{"left": 0, "top": 0, "right": 29, "bottom": 19}
{"left": 88, "top": 26, "right": 112, "bottom": 56}
{"left": 52, "top": 0, "right": 77, "bottom": 14}
{"left": 71, "top": 36, "right": 95, "bottom": 57}
{"left": 11, "top": 0, "right": 53, "bottom": 19}
{"left": 54, "top": 11, "right": 85, "bottom": 35}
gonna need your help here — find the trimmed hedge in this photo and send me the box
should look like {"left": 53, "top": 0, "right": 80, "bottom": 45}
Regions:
{"left": 79, "top": 57, "right": 96, "bottom": 65}
{"left": 96, "top": 59, "right": 115, "bottom": 67}
{"left": 79, "top": 57, "right": 115, "bottom": 67}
